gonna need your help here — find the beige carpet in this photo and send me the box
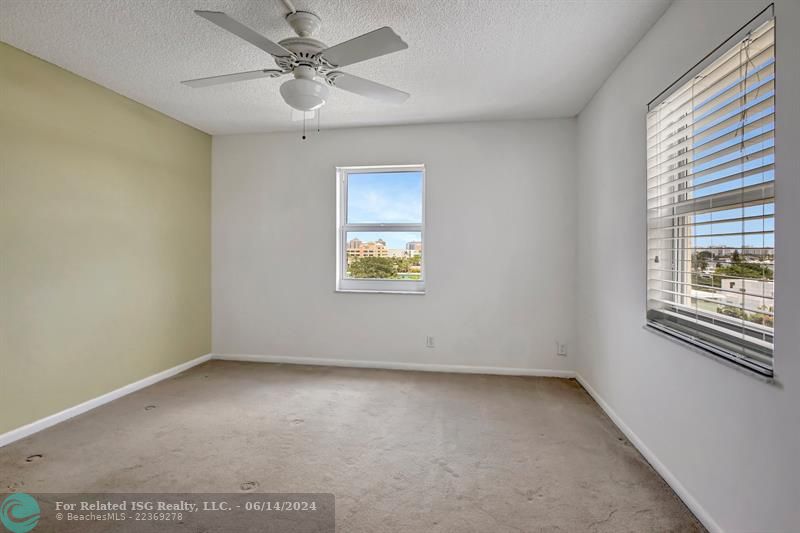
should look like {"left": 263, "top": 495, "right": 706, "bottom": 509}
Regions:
{"left": 0, "top": 361, "right": 703, "bottom": 532}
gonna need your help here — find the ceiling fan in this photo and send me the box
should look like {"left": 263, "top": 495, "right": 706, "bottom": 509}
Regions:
{"left": 181, "top": 9, "right": 410, "bottom": 114}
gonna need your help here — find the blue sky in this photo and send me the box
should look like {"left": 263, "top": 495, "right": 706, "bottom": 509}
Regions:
{"left": 348, "top": 171, "right": 422, "bottom": 223}
{"left": 347, "top": 171, "right": 422, "bottom": 249}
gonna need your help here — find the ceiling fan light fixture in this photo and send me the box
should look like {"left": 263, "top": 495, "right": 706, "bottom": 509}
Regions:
{"left": 280, "top": 77, "right": 329, "bottom": 111}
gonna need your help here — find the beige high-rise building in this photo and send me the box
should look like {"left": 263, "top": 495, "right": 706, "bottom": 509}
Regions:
{"left": 347, "top": 238, "right": 388, "bottom": 258}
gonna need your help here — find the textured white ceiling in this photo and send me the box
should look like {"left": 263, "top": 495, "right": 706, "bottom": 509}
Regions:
{"left": 0, "top": 0, "right": 670, "bottom": 134}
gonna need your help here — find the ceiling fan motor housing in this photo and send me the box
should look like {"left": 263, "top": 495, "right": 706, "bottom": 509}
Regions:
{"left": 275, "top": 11, "right": 333, "bottom": 74}
{"left": 274, "top": 37, "right": 329, "bottom": 71}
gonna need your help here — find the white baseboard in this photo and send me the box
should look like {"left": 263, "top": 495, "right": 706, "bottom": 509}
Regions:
{"left": 575, "top": 374, "right": 722, "bottom": 533}
{"left": 212, "top": 353, "right": 577, "bottom": 378}
{"left": 0, "top": 353, "right": 212, "bottom": 448}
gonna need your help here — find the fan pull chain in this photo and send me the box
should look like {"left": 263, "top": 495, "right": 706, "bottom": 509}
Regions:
{"left": 302, "top": 114, "right": 306, "bottom": 140}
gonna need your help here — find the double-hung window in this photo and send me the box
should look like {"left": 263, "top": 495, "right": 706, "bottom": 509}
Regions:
{"left": 646, "top": 11, "right": 775, "bottom": 377}
{"left": 336, "top": 165, "right": 425, "bottom": 294}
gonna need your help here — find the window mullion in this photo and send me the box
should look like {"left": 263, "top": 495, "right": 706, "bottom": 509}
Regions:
{"left": 342, "top": 224, "right": 422, "bottom": 232}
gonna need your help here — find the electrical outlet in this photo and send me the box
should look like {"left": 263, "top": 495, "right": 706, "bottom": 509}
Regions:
{"left": 556, "top": 342, "right": 568, "bottom": 356}
{"left": 426, "top": 336, "right": 435, "bottom": 348}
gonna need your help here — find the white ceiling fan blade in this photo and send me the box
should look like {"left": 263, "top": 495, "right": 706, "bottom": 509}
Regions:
{"left": 181, "top": 69, "right": 284, "bottom": 88}
{"left": 195, "top": 10, "right": 294, "bottom": 58}
{"left": 328, "top": 72, "right": 409, "bottom": 103}
{"left": 320, "top": 27, "right": 407, "bottom": 68}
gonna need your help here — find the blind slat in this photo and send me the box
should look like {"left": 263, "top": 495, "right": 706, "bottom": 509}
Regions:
{"left": 650, "top": 306, "right": 773, "bottom": 349}
{"left": 647, "top": 197, "right": 773, "bottom": 221}
{"left": 647, "top": 102, "right": 774, "bottom": 155}
{"left": 646, "top": 278, "right": 775, "bottom": 300}
{"left": 647, "top": 122, "right": 774, "bottom": 176}
{"left": 647, "top": 154, "right": 773, "bottom": 204}
{"left": 648, "top": 288, "right": 773, "bottom": 317}
{"left": 649, "top": 214, "right": 773, "bottom": 231}
{"left": 649, "top": 182, "right": 773, "bottom": 215}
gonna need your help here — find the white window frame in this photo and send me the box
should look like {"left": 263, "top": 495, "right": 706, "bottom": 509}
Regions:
{"left": 644, "top": 6, "right": 775, "bottom": 379}
{"left": 336, "top": 164, "right": 426, "bottom": 294}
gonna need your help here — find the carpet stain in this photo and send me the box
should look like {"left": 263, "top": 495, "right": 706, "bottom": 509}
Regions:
{"left": 433, "top": 458, "right": 460, "bottom": 478}
{"left": 239, "top": 481, "right": 259, "bottom": 491}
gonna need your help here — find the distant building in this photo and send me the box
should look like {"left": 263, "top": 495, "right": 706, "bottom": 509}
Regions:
{"left": 741, "top": 246, "right": 774, "bottom": 259}
{"left": 405, "top": 241, "right": 422, "bottom": 257}
{"left": 347, "top": 239, "right": 388, "bottom": 259}
{"left": 707, "top": 246, "right": 736, "bottom": 257}
{"left": 346, "top": 239, "right": 423, "bottom": 261}
{"left": 721, "top": 278, "right": 774, "bottom": 313}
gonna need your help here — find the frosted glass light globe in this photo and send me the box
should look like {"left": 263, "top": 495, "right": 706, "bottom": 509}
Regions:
{"left": 280, "top": 78, "right": 329, "bottom": 111}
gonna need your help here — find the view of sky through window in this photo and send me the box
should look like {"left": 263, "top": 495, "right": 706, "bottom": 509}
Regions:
{"left": 347, "top": 171, "right": 422, "bottom": 224}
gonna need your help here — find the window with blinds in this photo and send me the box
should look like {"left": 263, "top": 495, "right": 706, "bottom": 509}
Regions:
{"left": 646, "top": 13, "right": 775, "bottom": 377}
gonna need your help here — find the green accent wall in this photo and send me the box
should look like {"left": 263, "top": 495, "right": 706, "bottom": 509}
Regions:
{"left": 0, "top": 43, "right": 211, "bottom": 434}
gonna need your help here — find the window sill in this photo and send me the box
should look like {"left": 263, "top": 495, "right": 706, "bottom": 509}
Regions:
{"left": 643, "top": 324, "right": 778, "bottom": 385}
{"left": 335, "top": 289, "right": 425, "bottom": 295}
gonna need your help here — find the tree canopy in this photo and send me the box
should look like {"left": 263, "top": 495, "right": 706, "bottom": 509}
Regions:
{"left": 715, "top": 262, "right": 772, "bottom": 281}
{"left": 347, "top": 255, "right": 423, "bottom": 279}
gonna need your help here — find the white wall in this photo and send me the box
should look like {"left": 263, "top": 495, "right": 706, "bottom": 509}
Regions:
{"left": 576, "top": 1, "right": 800, "bottom": 531}
{"left": 213, "top": 119, "right": 577, "bottom": 373}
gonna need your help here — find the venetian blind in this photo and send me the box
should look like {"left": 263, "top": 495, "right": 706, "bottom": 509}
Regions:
{"left": 646, "top": 15, "right": 775, "bottom": 377}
